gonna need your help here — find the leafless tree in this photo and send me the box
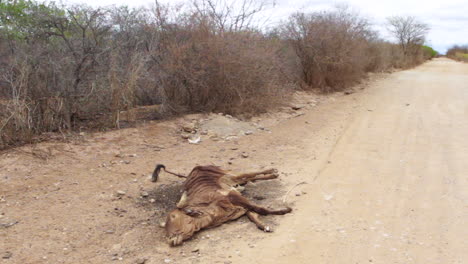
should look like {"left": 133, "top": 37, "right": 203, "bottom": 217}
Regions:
{"left": 387, "top": 16, "right": 429, "bottom": 57}
{"left": 190, "top": 0, "right": 271, "bottom": 32}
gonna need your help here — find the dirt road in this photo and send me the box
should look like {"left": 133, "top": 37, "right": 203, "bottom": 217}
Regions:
{"left": 1, "top": 58, "right": 467, "bottom": 264}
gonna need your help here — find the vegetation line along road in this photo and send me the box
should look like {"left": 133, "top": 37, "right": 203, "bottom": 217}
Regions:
{"left": 1, "top": 0, "right": 438, "bottom": 150}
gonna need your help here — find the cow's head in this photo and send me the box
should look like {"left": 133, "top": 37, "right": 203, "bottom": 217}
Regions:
{"left": 165, "top": 209, "right": 197, "bottom": 246}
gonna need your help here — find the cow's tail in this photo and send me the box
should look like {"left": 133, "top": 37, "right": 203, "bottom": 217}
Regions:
{"left": 152, "top": 164, "right": 187, "bottom": 182}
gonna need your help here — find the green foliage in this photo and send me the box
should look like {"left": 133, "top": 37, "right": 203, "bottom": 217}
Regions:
{"left": 0, "top": 0, "right": 67, "bottom": 40}
{"left": 456, "top": 52, "right": 468, "bottom": 58}
{"left": 422, "top": 45, "right": 438, "bottom": 58}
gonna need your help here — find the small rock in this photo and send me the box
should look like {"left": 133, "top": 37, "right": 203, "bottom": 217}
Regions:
{"left": 291, "top": 104, "right": 304, "bottom": 110}
{"left": 136, "top": 258, "right": 147, "bottom": 264}
{"left": 244, "top": 131, "right": 253, "bottom": 135}
{"left": 105, "top": 230, "right": 115, "bottom": 234}
{"left": 188, "top": 136, "right": 201, "bottom": 144}
{"left": 150, "top": 199, "right": 156, "bottom": 203}
{"left": 181, "top": 133, "right": 191, "bottom": 139}
{"left": 2, "top": 251, "right": 12, "bottom": 259}
{"left": 164, "top": 259, "right": 171, "bottom": 263}
{"left": 225, "top": 136, "right": 238, "bottom": 141}
{"left": 116, "top": 190, "right": 126, "bottom": 196}
{"left": 241, "top": 153, "right": 249, "bottom": 158}
{"left": 182, "top": 123, "right": 197, "bottom": 133}
{"left": 0, "top": 218, "right": 19, "bottom": 229}
{"left": 141, "top": 191, "right": 149, "bottom": 197}
{"left": 295, "top": 193, "right": 301, "bottom": 196}
{"left": 111, "top": 244, "right": 122, "bottom": 252}
{"left": 129, "top": 154, "right": 137, "bottom": 158}
{"left": 253, "top": 195, "right": 265, "bottom": 200}
{"left": 123, "top": 160, "right": 131, "bottom": 164}
{"left": 191, "top": 248, "right": 199, "bottom": 253}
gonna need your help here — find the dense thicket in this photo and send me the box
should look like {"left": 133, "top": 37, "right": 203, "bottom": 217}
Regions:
{"left": 447, "top": 45, "right": 468, "bottom": 62}
{"left": 0, "top": 0, "right": 435, "bottom": 149}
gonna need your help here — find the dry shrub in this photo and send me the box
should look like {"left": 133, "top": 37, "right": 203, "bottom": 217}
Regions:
{"left": 366, "top": 41, "right": 406, "bottom": 71}
{"left": 147, "top": 1, "right": 294, "bottom": 116}
{"left": 447, "top": 45, "right": 468, "bottom": 62}
{"left": 284, "top": 6, "right": 375, "bottom": 92}
{"left": 156, "top": 28, "right": 292, "bottom": 116}
{"left": 0, "top": 0, "right": 433, "bottom": 149}
{"left": 0, "top": 62, "right": 34, "bottom": 148}
{"left": 0, "top": 1, "right": 295, "bottom": 148}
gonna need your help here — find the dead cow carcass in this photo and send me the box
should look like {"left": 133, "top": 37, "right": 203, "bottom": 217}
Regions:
{"left": 152, "top": 164, "right": 292, "bottom": 246}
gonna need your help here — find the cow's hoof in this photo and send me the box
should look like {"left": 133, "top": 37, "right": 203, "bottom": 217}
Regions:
{"left": 276, "top": 207, "right": 292, "bottom": 215}
{"left": 264, "top": 168, "right": 277, "bottom": 174}
{"left": 264, "top": 226, "right": 273, "bottom": 232}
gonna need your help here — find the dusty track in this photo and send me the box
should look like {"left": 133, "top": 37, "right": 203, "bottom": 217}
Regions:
{"left": 1, "top": 58, "right": 467, "bottom": 263}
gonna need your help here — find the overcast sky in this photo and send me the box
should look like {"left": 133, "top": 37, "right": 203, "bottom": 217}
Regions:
{"left": 65, "top": 0, "right": 468, "bottom": 53}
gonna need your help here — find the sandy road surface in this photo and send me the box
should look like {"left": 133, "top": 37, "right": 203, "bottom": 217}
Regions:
{"left": 1, "top": 58, "right": 467, "bottom": 264}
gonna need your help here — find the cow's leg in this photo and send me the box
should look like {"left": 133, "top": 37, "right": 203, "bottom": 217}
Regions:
{"left": 228, "top": 191, "right": 292, "bottom": 216}
{"left": 230, "top": 169, "right": 278, "bottom": 185}
{"left": 246, "top": 211, "right": 272, "bottom": 232}
{"left": 250, "top": 173, "right": 279, "bottom": 182}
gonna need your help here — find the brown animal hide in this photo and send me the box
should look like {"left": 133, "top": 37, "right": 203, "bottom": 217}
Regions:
{"left": 154, "top": 165, "right": 292, "bottom": 246}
